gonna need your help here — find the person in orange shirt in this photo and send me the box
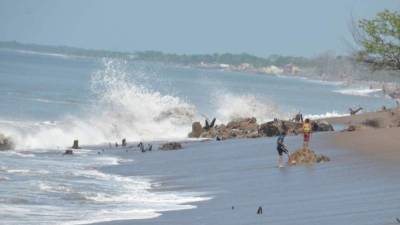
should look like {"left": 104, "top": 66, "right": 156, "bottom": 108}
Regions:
{"left": 303, "top": 118, "right": 311, "bottom": 148}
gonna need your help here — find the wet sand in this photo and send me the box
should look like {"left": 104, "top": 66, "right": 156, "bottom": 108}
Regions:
{"left": 328, "top": 127, "right": 400, "bottom": 163}
{"left": 88, "top": 130, "right": 400, "bottom": 225}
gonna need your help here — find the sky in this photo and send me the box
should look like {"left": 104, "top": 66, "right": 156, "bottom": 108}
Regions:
{"left": 0, "top": 0, "right": 398, "bottom": 57}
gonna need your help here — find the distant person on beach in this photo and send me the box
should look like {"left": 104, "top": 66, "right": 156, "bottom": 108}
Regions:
{"left": 303, "top": 118, "right": 311, "bottom": 148}
{"left": 121, "top": 138, "right": 126, "bottom": 147}
{"left": 294, "top": 112, "right": 303, "bottom": 123}
{"left": 138, "top": 142, "right": 145, "bottom": 152}
{"left": 276, "top": 131, "right": 289, "bottom": 167}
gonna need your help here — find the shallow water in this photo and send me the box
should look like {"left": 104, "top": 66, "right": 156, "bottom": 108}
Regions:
{"left": 96, "top": 135, "right": 400, "bottom": 225}
{"left": 0, "top": 49, "right": 397, "bottom": 224}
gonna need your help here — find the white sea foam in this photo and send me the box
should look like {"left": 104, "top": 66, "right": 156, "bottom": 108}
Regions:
{"left": 14, "top": 49, "right": 72, "bottom": 59}
{"left": 305, "top": 111, "right": 348, "bottom": 119}
{"left": 212, "top": 92, "right": 287, "bottom": 123}
{"left": 0, "top": 59, "right": 196, "bottom": 149}
{"left": 333, "top": 88, "right": 382, "bottom": 97}
{"left": 0, "top": 151, "right": 211, "bottom": 225}
{"left": 30, "top": 97, "right": 83, "bottom": 105}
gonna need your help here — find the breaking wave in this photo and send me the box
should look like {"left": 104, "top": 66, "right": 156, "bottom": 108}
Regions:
{"left": 1, "top": 59, "right": 197, "bottom": 149}
{"left": 0, "top": 150, "right": 210, "bottom": 225}
{"left": 0, "top": 59, "right": 346, "bottom": 150}
{"left": 212, "top": 92, "right": 287, "bottom": 123}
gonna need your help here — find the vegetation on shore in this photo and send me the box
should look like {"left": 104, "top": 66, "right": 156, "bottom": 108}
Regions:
{"left": 0, "top": 41, "right": 311, "bottom": 67}
{"left": 353, "top": 9, "right": 400, "bottom": 71}
{"left": 2, "top": 8, "right": 400, "bottom": 84}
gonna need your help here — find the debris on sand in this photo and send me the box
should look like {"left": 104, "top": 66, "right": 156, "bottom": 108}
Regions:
{"left": 159, "top": 142, "right": 183, "bottom": 150}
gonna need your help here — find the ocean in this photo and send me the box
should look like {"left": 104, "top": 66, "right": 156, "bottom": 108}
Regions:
{"left": 0, "top": 49, "right": 395, "bottom": 224}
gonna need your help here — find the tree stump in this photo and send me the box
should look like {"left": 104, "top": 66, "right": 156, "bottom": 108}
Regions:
{"left": 72, "top": 140, "right": 79, "bottom": 149}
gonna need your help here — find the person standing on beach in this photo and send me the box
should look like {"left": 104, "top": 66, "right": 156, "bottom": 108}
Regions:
{"left": 276, "top": 131, "right": 289, "bottom": 167}
{"left": 303, "top": 118, "right": 311, "bottom": 148}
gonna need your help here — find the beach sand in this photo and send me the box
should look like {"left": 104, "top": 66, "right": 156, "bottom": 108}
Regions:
{"left": 88, "top": 117, "right": 400, "bottom": 225}
{"left": 328, "top": 127, "right": 400, "bottom": 163}
{"left": 323, "top": 107, "right": 400, "bottom": 128}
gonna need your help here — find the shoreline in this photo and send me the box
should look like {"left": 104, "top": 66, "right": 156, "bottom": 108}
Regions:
{"left": 88, "top": 109, "right": 400, "bottom": 225}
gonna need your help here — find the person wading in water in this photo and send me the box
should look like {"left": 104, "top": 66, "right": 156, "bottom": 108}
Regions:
{"left": 276, "top": 131, "right": 289, "bottom": 168}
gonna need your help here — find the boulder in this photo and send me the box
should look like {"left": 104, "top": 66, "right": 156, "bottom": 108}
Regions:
{"left": 313, "top": 120, "right": 334, "bottom": 132}
{"left": 189, "top": 122, "right": 203, "bottom": 138}
{"left": 200, "top": 127, "right": 218, "bottom": 138}
{"left": 258, "top": 120, "right": 301, "bottom": 136}
{"left": 288, "top": 148, "right": 330, "bottom": 166}
{"left": 63, "top": 149, "right": 74, "bottom": 155}
{"left": 159, "top": 142, "right": 183, "bottom": 150}
{"left": 258, "top": 121, "right": 281, "bottom": 137}
{"left": 0, "top": 134, "right": 14, "bottom": 150}
{"left": 227, "top": 117, "right": 257, "bottom": 130}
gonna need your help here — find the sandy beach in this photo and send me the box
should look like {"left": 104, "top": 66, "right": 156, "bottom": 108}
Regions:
{"left": 87, "top": 109, "right": 400, "bottom": 225}
{"left": 328, "top": 127, "right": 400, "bottom": 163}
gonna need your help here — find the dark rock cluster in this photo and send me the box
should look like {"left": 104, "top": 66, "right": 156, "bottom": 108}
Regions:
{"left": 189, "top": 117, "right": 333, "bottom": 140}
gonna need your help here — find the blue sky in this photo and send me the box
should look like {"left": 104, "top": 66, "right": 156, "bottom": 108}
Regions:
{"left": 0, "top": 0, "right": 398, "bottom": 56}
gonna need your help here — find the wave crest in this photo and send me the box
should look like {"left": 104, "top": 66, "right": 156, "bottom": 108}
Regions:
{"left": 2, "top": 59, "right": 197, "bottom": 149}
{"left": 213, "top": 92, "right": 286, "bottom": 123}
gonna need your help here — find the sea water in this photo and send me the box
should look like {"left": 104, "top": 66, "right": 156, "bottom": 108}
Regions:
{"left": 0, "top": 49, "right": 395, "bottom": 224}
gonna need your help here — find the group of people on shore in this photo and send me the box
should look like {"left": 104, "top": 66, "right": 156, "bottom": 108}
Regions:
{"left": 276, "top": 117, "right": 312, "bottom": 167}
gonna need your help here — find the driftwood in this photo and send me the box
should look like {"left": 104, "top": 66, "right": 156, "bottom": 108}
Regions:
{"left": 72, "top": 140, "right": 80, "bottom": 149}
{"left": 349, "top": 107, "right": 363, "bottom": 115}
{"left": 204, "top": 118, "right": 216, "bottom": 130}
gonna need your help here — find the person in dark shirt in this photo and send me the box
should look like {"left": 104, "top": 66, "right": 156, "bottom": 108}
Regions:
{"left": 276, "top": 131, "right": 289, "bottom": 167}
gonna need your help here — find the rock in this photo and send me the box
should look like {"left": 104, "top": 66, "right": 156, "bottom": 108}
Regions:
{"left": 313, "top": 120, "right": 334, "bottom": 132}
{"left": 316, "top": 155, "right": 331, "bottom": 163}
{"left": 189, "top": 122, "right": 203, "bottom": 138}
{"left": 362, "top": 118, "right": 383, "bottom": 128}
{"left": 200, "top": 127, "right": 218, "bottom": 138}
{"left": 159, "top": 142, "right": 182, "bottom": 150}
{"left": 258, "top": 121, "right": 281, "bottom": 137}
{"left": 346, "top": 124, "right": 370, "bottom": 132}
{"left": 63, "top": 149, "right": 74, "bottom": 155}
{"left": 258, "top": 120, "right": 301, "bottom": 137}
{"left": 247, "top": 131, "right": 261, "bottom": 138}
{"left": 188, "top": 118, "right": 332, "bottom": 140}
{"left": 0, "top": 134, "right": 14, "bottom": 150}
{"left": 288, "top": 148, "right": 330, "bottom": 165}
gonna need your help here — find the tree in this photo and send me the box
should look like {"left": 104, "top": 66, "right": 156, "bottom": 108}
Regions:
{"left": 354, "top": 10, "right": 400, "bottom": 70}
